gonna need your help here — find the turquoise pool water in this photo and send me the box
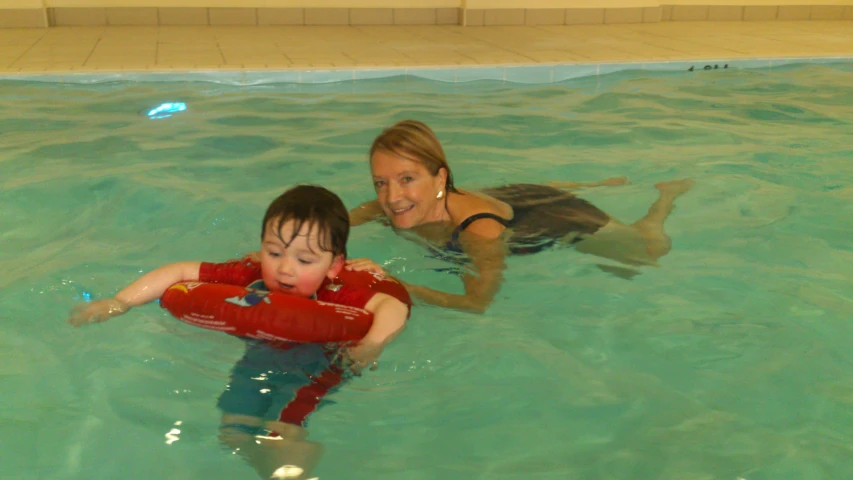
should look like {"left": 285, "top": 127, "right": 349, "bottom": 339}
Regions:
{"left": 2, "top": 63, "right": 853, "bottom": 479}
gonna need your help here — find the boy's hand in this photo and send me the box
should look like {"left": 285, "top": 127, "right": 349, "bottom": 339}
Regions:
{"left": 344, "top": 258, "right": 387, "bottom": 277}
{"left": 337, "top": 341, "right": 384, "bottom": 375}
{"left": 68, "top": 298, "right": 130, "bottom": 326}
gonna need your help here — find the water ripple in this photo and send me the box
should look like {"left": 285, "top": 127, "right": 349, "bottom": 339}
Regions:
{"left": 1, "top": 63, "right": 853, "bottom": 479}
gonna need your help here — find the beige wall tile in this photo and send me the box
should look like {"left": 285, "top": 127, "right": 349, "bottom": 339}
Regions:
{"left": 223, "top": 54, "right": 288, "bottom": 65}
{"left": 672, "top": 6, "right": 708, "bottom": 21}
{"left": 565, "top": 8, "right": 604, "bottom": 25}
{"left": 394, "top": 8, "right": 436, "bottom": 25}
{"left": 24, "top": 45, "right": 93, "bottom": 55}
{"left": 158, "top": 52, "right": 222, "bottom": 63}
{"left": 525, "top": 9, "right": 563, "bottom": 25}
{"left": 776, "top": 6, "right": 810, "bottom": 21}
{"left": 350, "top": 8, "right": 392, "bottom": 25}
{"left": 437, "top": 8, "right": 460, "bottom": 25}
{"left": 305, "top": 8, "right": 349, "bottom": 26}
{"left": 15, "top": 61, "right": 81, "bottom": 71}
{"left": 17, "top": 53, "right": 82, "bottom": 64}
{"left": 465, "top": 9, "right": 484, "bottom": 26}
{"left": 94, "top": 46, "right": 157, "bottom": 57}
{"left": 0, "top": 9, "right": 46, "bottom": 28}
{"left": 743, "top": 6, "right": 778, "bottom": 21}
{"left": 158, "top": 29, "right": 216, "bottom": 45}
{"left": 661, "top": 5, "right": 673, "bottom": 22}
{"left": 643, "top": 7, "right": 661, "bottom": 23}
{"left": 0, "top": 55, "right": 23, "bottom": 67}
{"left": 605, "top": 8, "right": 643, "bottom": 24}
{"left": 484, "top": 9, "right": 524, "bottom": 26}
{"left": 53, "top": 8, "right": 107, "bottom": 26}
{"left": 811, "top": 6, "right": 844, "bottom": 20}
{"left": 844, "top": 6, "right": 853, "bottom": 20}
{"left": 258, "top": 8, "right": 303, "bottom": 26}
{"left": 0, "top": 44, "right": 33, "bottom": 58}
{"left": 708, "top": 6, "right": 743, "bottom": 21}
{"left": 89, "top": 52, "right": 155, "bottom": 63}
{"left": 99, "top": 27, "right": 157, "bottom": 40}
{"left": 158, "top": 8, "right": 207, "bottom": 26}
{"left": 106, "top": 7, "right": 157, "bottom": 26}
{"left": 209, "top": 8, "right": 257, "bottom": 26}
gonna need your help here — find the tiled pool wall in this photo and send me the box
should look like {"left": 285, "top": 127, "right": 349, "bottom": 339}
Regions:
{"left": 0, "top": 56, "right": 850, "bottom": 86}
{"left": 3, "top": 5, "right": 853, "bottom": 28}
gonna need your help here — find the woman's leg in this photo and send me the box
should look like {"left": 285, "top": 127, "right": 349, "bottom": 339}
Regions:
{"left": 629, "top": 179, "right": 695, "bottom": 261}
{"left": 219, "top": 415, "right": 323, "bottom": 480}
{"left": 570, "top": 179, "right": 695, "bottom": 267}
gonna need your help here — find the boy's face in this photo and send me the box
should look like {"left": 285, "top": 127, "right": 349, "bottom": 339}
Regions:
{"left": 260, "top": 218, "right": 344, "bottom": 298}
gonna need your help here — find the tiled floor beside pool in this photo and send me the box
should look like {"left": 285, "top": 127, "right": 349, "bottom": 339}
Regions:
{"left": 0, "top": 20, "right": 850, "bottom": 76}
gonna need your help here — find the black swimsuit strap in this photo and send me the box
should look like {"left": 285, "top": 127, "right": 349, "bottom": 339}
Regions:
{"left": 451, "top": 212, "right": 511, "bottom": 244}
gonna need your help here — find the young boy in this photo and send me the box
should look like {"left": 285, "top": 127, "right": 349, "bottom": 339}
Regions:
{"left": 69, "top": 185, "right": 410, "bottom": 480}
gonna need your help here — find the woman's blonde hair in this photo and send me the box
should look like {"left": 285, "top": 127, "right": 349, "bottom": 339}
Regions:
{"left": 369, "top": 120, "right": 457, "bottom": 193}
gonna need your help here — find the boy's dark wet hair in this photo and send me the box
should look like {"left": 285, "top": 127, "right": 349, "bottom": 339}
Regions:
{"left": 261, "top": 185, "right": 349, "bottom": 257}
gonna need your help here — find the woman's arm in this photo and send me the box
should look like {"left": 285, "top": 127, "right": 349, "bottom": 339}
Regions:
{"left": 348, "top": 200, "right": 385, "bottom": 226}
{"left": 405, "top": 221, "right": 508, "bottom": 314}
{"left": 546, "top": 176, "right": 629, "bottom": 191}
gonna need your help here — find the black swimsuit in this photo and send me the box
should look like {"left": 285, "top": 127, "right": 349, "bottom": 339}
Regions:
{"left": 445, "top": 184, "right": 611, "bottom": 256}
{"left": 448, "top": 212, "right": 556, "bottom": 255}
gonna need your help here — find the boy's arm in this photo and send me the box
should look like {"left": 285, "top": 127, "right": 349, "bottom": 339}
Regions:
{"left": 342, "top": 292, "right": 409, "bottom": 372}
{"left": 69, "top": 262, "right": 201, "bottom": 326}
{"left": 115, "top": 262, "right": 202, "bottom": 306}
{"left": 361, "top": 293, "right": 409, "bottom": 346}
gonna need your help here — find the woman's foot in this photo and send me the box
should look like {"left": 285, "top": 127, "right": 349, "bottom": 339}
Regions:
{"left": 654, "top": 179, "right": 695, "bottom": 197}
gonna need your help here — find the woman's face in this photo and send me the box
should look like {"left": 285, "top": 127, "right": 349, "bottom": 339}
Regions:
{"left": 370, "top": 149, "right": 447, "bottom": 229}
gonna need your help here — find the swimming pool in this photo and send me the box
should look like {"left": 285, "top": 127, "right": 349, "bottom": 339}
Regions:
{"left": 2, "top": 62, "right": 852, "bottom": 479}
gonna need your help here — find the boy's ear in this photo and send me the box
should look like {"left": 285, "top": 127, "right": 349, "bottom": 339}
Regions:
{"left": 327, "top": 254, "right": 345, "bottom": 280}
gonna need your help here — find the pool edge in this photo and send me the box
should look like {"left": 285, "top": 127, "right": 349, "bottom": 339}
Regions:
{"left": 0, "top": 56, "right": 850, "bottom": 86}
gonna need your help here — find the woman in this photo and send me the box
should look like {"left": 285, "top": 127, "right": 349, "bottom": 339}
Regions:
{"left": 347, "top": 120, "right": 694, "bottom": 313}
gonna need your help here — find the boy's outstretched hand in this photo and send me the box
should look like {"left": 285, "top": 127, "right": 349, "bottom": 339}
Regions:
{"left": 68, "top": 298, "right": 130, "bottom": 327}
{"left": 336, "top": 341, "right": 385, "bottom": 376}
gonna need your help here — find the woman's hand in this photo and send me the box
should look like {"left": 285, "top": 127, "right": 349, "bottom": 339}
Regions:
{"left": 547, "top": 177, "right": 630, "bottom": 191}
{"left": 344, "top": 258, "right": 387, "bottom": 277}
{"left": 600, "top": 176, "right": 630, "bottom": 186}
{"left": 68, "top": 298, "right": 130, "bottom": 326}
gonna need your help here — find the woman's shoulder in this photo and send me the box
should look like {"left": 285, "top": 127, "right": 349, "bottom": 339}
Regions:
{"left": 447, "top": 189, "right": 513, "bottom": 229}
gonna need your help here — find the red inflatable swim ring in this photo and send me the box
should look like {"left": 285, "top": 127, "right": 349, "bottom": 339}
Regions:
{"left": 160, "top": 269, "right": 411, "bottom": 344}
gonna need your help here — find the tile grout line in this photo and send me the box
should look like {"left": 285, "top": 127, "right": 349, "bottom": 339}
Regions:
{"left": 80, "top": 28, "right": 106, "bottom": 71}
{"left": 6, "top": 33, "right": 45, "bottom": 71}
